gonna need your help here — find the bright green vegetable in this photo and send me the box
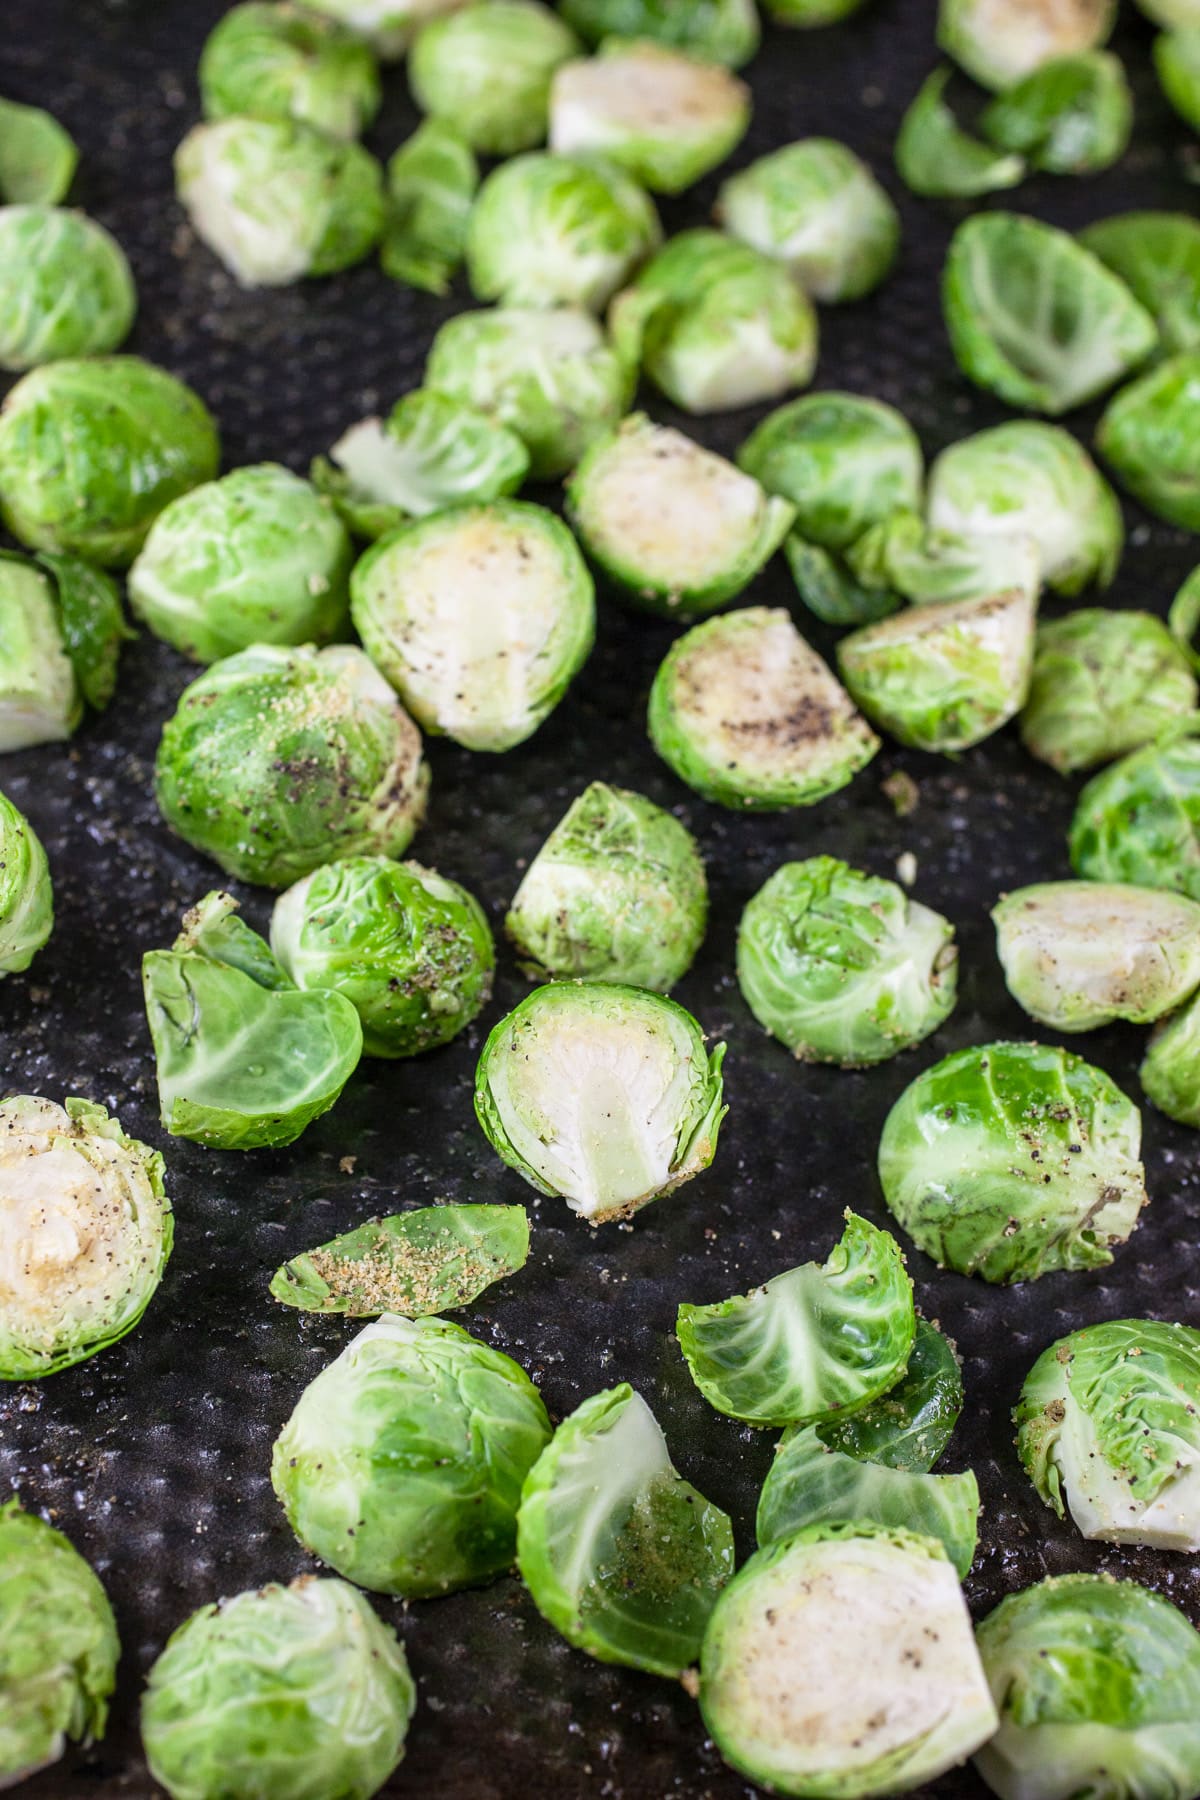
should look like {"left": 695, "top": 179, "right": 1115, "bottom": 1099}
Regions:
{"left": 559, "top": 0, "right": 760, "bottom": 66}
{"left": 761, "top": 0, "right": 868, "bottom": 20}
{"left": 979, "top": 51, "right": 1132, "bottom": 173}
{"left": 846, "top": 510, "right": 1042, "bottom": 611}
{"left": 198, "top": 3, "right": 381, "bottom": 139}
{"left": 1143, "top": 983, "right": 1200, "bottom": 1125}
{"left": 739, "top": 392, "right": 922, "bottom": 553}
{"left": 0, "top": 207, "right": 135, "bottom": 372}
{"left": 410, "top": 1, "right": 580, "bottom": 155}
{"left": 382, "top": 119, "right": 478, "bottom": 294}
{"left": 895, "top": 68, "right": 1026, "bottom": 199}
{"left": 779, "top": 540, "right": 904, "bottom": 628}
{"left": 0, "top": 550, "right": 129, "bottom": 748}
{"left": 0, "top": 792, "right": 51, "bottom": 975}
{"left": 1156, "top": 27, "right": 1200, "bottom": 133}
{"left": 1136, "top": 0, "right": 1200, "bottom": 21}
{"left": 818, "top": 1318, "right": 964, "bottom": 1474}
{"left": 1096, "top": 350, "right": 1200, "bottom": 532}
{"left": 1081, "top": 211, "right": 1200, "bottom": 356}
{"left": 938, "top": 0, "right": 1117, "bottom": 90}
{"left": 0, "top": 97, "right": 76, "bottom": 203}
{"left": 719, "top": 139, "right": 899, "bottom": 299}
{"left": 1021, "top": 609, "right": 1196, "bottom": 774}
{"left": 1069, "top": 723, "right": 1200, "bottom": 898}
{"left": 270, "top": 1204, "right": 530, "bottom": 1315}
{"left": 301, "top": 0, "right": 466, "bottom": 57}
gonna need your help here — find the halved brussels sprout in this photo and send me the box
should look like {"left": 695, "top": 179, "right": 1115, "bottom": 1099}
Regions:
{"left": 0, "top": 206, "right": 135, "bottom": 372}
{"left": 979, "top": 51, "right": 1132, "bottom": 173}
{"left": 175, "top": 116, "right": 384, "bottom": 287}
{"left": 0, "top": 550, "right": 129, "bottom": 749}
{"left": 701, "top": 1523, "right": 999, "bottom": 1798}
{"left": 1142, "top": 983, "right": 1200, "bottom": 1124}
{"left": 0, "top": 356, "right": 219, "bottom": 568}
{"left": 560, "top": 0, "right": 760, "bottom": 66}
{"left": 1081, "top": 211, "right": 1200, "bottom": 356}
{"left": 718, "top": 138, "right": 900, "bottom": 300}
{"left": 895, "top": 68, "right": 1026, "bottom": 199}
{"left": 649, "top": 606, "right": 880, "bottom": 810}
{"left": 198, "top": 2, "right": 381, "bottom": 139}
{"left": 382, "top": 118, "right": 478, "bottom": 294}
{"left": 1016, "top": 1318, "right": 1200, "bottom": 1551}
{"left": 1156, "top": 27, "right": 1200, "bottom": 132}
{"left": 475, "top": 981, "right": 726, "bottom": 1223}
{"left": 302, "top": 0, "right": 468, "bottom": 57}
{"left": 737, "top": 856, "right": 958, "bottom": 1067}
{"left": 350, "top": 499, "right": 594, "bottom": 753}
{"left": 155, "top": 645, "right": 428, "bottom": 888}
{"left": 847, "top": 510, "right": 1042, "bottom": 611}
{"left": 410, "top": 1, "right": 579, "bottom": 155}
{"left": 271, "top": 1203, "right": 530, "bottom": 1315}
{"left": 1096, "top": 350, "right": 1200, "bottom": 532}
{"left": 272, "top": 1313, "right": 552, "bottom": 1596}
{"left": 879, "top": 1040, "right": 1147, "bottom": 1284}
{"left": 517, "top": 1384, "right": 734, "bottom": 1677}
{"left": 0, "top": 1095, "right": 172, "bottom": 1380}
{"left": 938, "top": 0, "right": 1117, "bottom": 90}
{"left": 505, "top": 780, "right": 707, "bottom": 991}
{"left": 1069, "top": 723, "right": 1200, "bottom": 898}
{"left": 271, "top": 857, "right": 494, "bottom": 1057}
{"left": 142, "top": 1578, "right": 415, "bottom": 1800}
{"left": 0, "top": 97, "right": 76, "bottom": 204}
{"left": 0, "top": 792, "right": 52, "bottom": 975}
{"left": 761, "top": 0, "right": 868, "bottom": 19}
{"left": 0, "top": 1501, "right": 119, "bottom": 1787}
{"left": 1021, "top": 609, "right": 1196, "bottom": 775}
{"left": 818, "top": 1317, "right": 964, "bottom": 1473}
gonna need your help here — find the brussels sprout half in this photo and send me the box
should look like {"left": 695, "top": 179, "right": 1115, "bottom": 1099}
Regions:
{"left": 271, "top": 1203, "right": 530, "bottom": 1315}
{"left": 818, "top": 1316, "right": 965, "bottom": 1473}
{"left": 382, "top": 119, "right": 478, "bottom": 295}
{"left": 1021, "top": 608, "right": 1196, "bottom": 775}
{"left": 410, "top": 1, "right": 580, "bottom": 156}
{"left": 1096, "top": 350, "right": 1200, "bottom": 532}
{"left": 1156, "top": 26, "right": 1200, "bottom": 133}
{"left": 0, "top": 206, "right": 135, "bottom": 372}
{"left": 1142, "top": 983, "right": 1200, "bottom": 1125}
{"left": 895, "top": 68, "right": 1026, "bottom": 199}
{"left": 0, "top": 791, "right": 52, "bottom": 975}
{"left": 719, "top": 139, "right": 900, "bottom": 301}
{"left": 0, "top": 97, "right": 77, "bottom": 204}
{"left": 560, "top": 0, "right": 760, "bottom": 67}
{"left": 198, "top": 2, "right": 381, "bottom": 140}
{"left": 979, "top": 50, "right": 1132, "bottom": 174}
{"left": 938, "top": 0, "right": 1117, "bottom": 91}
{"left": 1081, "top": 211, "right": 1200, "bottom": 357}
{"left": 302, "top": 0, "right": 468, "bottom": 56}
{"left": 1069, "top": 723, "right": 1200, "bottom": 899}
{"left": 0, "top": 554, "right": 80, "bottom": 750}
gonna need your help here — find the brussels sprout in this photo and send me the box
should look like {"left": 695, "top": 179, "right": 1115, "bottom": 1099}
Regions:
{"left": 128, "top": 464, "right": 352, "bottom": 665}
{"left": 0, "top": 356, "right": 219, "bottom": 568}
{"left": 0, "top": 792, "right": 52, "bottom": 975}
{"left": 1016, "top": 1318, "right": 1200, "bottom": 1551}
{"left": 476, "top": 982, "right": 725, "bottom": 1223}
{"left": 938, "top": 0, "right": 1116, "bottom": 91}
{"left": 175, "top": 117, "right": 384, "bottom": 288}
{"left": 979, "top": 51, "right": 1132, "bottom": 174}
{"left": 761, "top": 0, "right": 867, "bottom": 19}
{"left": 1138, "top": 0, "right": 1200, "bottom": 20}
{"left": 506, "top": 782, "right": 706, "bottom": 992}
{"left": 1021, "top": 609, "right": 1196, "bottom": 776}
{"left": 0, "top": 550, "right": 129, "bottom": 749}
{"left": 517, "top": 1385, "right": 734, "bottom": 1677}
{"left": 944, "top": 213, "right": 1157, "bottom": 416}
{"left": 1171, "top": 565, "right": 1200, "bottom": 670}
{"left": 974, "top": 1574, "right": 1200, "bottom": 1800}
{"left": 0, "top": 97, "right": 76, "bottom": 204}
{"left": 1156, "top": 27, "right": 1200, "bottom": 133}
{"left": 425, "top": 305, "right": 630, "bottom": 479}
{"left": 879, "top": 1040, "right": 1147, "bottom": 1284}
{"left": 1081, "top": 212, "right": 1200, "bottom": 358}
{"left": 0, "top": 1501, "right": 119, "bottom": 1787}
{"left": 895, "top": 68, "right": 1026, "bottom": 199}
{"left": 0, "top": 206, "right": 135, "bottom": 373}
{"left": 272, "top": 1313, "right": 552, "bottom": 1596}
{"left": 1069, "top": 724, "right": 1200, "bottom": 898}
{"left": 701, "top": 1523, "right": 999, "bottom": 1797}
{"left": 410, "top": 1, "right": 579, "bottom": 156}
{"left": 737, "top": 857, "right": 958, "bottom": 1068}
{"left": 559, "top": 0, "right": 759, "bottom": 66}
{"left": 466, "top": 152, "right": 658, "bottom": 312}
{"left": 819, "top": 1317, "right": 965, "bottom": 1473}
{"left": 199, "top": 3, "right": 380, "bottom": 140}
{"left": 609, "top": 229, "right": 818, "bottom": 414}
{"left": 381, "top": 119, "right": 477, "bottom": 294}
{"left": 1143, "top": 984, "right": 1200, "bottom": 1125}
{"left": 1096, "top": 351, "right": 1200, "bottom": 532}
{"left": 270, "top": 857, "right": 494, "bottom": 1057}
{"left": 301, "top": 0, "right": 468, "bottom": 57}
{"left": 0, "top": 1095, "right": 172, "bottom": 1380}
{"left": 155, "top": 645, "right": 428, "bottom": 888}
{"left": 271, "top": 1203, "right": 530, "bottom": 1315}
{"left": 648, "top": 606, "right": 880, "bottom": 810}
{"left": 718, "top": 139, "right": 899, "bottom": 301}
{"left": 847, "top": 510, "right": 1042, "bottom": 611}
{"left": 141, "top": 1577, "right": 414, "bottom": 1800}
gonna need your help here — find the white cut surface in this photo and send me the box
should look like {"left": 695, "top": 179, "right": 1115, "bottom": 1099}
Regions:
{"left": 1055, "top": 1390, "right": 1200, "bottom": 1552}
{"left": 551, "top": 47, "right": 741, "bottom": 153}
{"left": 543, "top": 1393, "right": 668, "bottom": 1601}
{"left": 0, "top": 563, "right": 77, "bottom": 751}
{"left": 178, "top": 124, "right": 318, "bottom": 288}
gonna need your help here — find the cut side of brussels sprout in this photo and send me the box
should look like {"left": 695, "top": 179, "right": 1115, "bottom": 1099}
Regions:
{"left": 718, "top": 138, "right": 900, "bottom": 301}
{"left": 1021, "top": 608, "right": 1196, "bottom": 775}
{"left": 1142, "top": 983, "right": 1200, "bottom": 1125}
{"left": 198, "top": 2, "right": 381, "bottom": 139}
{"left": 1156, "top": 26, "right": 1200, "bottom": 132}
{"left": 1096, "top": 350, "right": 1200, "bottom": 532}
{"left": 938, "top": 0, "right": 1117, "bottom": 91}
{"left": 1081, "top": 211, "right": 1200, "bottom": 357}
{"left": 1069, "top": 724, "right": 1200, "bottom": 899}
{"left": 0, "top": 555, "right": 79, "bottom": 750}
{"left": 0, "top": 97, "right": 77, "bottom": 204}
{"left": 0, "top": 206, "right": 136, "bottom": 372}
{"left": 382, "top": 118, "right": 478, "bottom": 295}
{"left": 409, "top": 1, "right": 580, "bottom": 156}
{"left": 0, "top": 791, "right": 52, "bottom": 976}
{"left": 895, "top": 68, "right": 1027, "bottom": 199}
{"left": 979, "top": 50, "right": 1132, "bottom": 173}
{"left": 271, "top": 1204, "right": 530, "bottom": 1315}
{"left": 560, "top": 0, "right": 760, "bottom": 67}
{"left": 818, "top": 1317, "right": 964, "bottom": 1473}
{"left": 517, "top": 1384, "right": 734, "bottom": 1677}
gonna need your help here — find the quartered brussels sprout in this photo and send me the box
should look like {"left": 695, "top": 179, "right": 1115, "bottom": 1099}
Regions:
{"left": 271, "top": 1203, "right": 530, "bottom": 1315}
{"left": 847, "top": 511, "right": 1042, "bottom": 614}
{"left": 175, "top": 116, "right": 384, "bottom": 287}
{"left": 128, "top": 464, "right": 352, "bottom": 664}
{"left": 505, "top": 781, "right": 707, "bottom": 992}
{"left": 475, "top": 982, "right": 726, "bottom": 1223}
{"left": 879, "top": 1040, "right": 1147, "bottom": 1284}
{"left": 0, "top": 206, "right": 135, "bottom": 372}
{"left": 1016, "top": 1318, "right": 1200, "bottom": 1551}
{"left": 199, "top": 3, "right": 380, "bottom": 139}
{"left": 739, "top": 392, "right": 923, "bottom": 554}
{"left": 272, "top": 1313, "right": 552, "bottom": 1596}
{"left": 271, "top": 857, "right": 494, "bottom": 1057}
{"left": 1081, "top": 211, "right": 1200, "bottom": 356}
{"left": 1156, "top": 27, "right": 1200, "bottom": 132}
{"left": 142, "top": 1577, "right": 415, "bottom": 1800}
{"left": 717, "top": 139, "right": 900, "bottom": 302}
{"left": 517, "top": 1385, "right": 734, "bottom": 1677}
{"left": 701, "top": 1523, "right": 999, "bottom": 1798}
{"left": 609, "top": 229, "right": 818, "bottom": 415}
{"left": 974, "top": 1574, "right": 1200, "bottom": 1800}
{"left": 466, "top": 151, "right": 659, "bottom": 312}
{"left": 0, "top": 355, "right": 219, "bottom": 568}
{"left": 0, "top": 1501, "right": 119, "bottom": 1788}
{"left": 938, "top": 0, "right": 1116, "bottom": 90}
{"left": 761, "top": 0, "right": 868, "bottom": 20}
{"left": 559, "top": 0, "right": 760, "bottom": 66}
{"left": 979, "top": 50, "right": 1132, "bottom": 174}
{"left": 737, "top": 857, "right": 958, "bottom": 1068}
{"left": 1142, "top": 983, "right": 1200, "bottom": 1125}
{"left": 1069, "top": 723, "right": 1200, "bottom": 898}
{"left": 0, "top": 549, "right": 129, "bottom": 748}
{"left": 409, "top": 1, "right": 579, "bottom": 156}
{"left": 155, "top": 645, "right": 428, "bottom": 887}
{"left": 0, "top": 792, "right": 52, "bottom": 975}
{"left": 1096, "top": 350, "right": 1200, "bottom": 532}
{"left": 819, "top": 1317, "right": 965, "bottom": 1473}
{"left": 895, "top": 68, "right": 1026, "bottom": 199}
{"left": 0, "top": 96, "right": 76, "bottom": 204}
{"left": 350, "top": 500, "right": 594, "bottom": 753}
{"left": 1021, "top": 609, "right": 1196, "bottom": 775}
{"left": 649, "top": 606, "right": 880, "bottom": 810}
{"left": 0, "top": 1095, "right": 172, "bottom": 1380}
{"left": 382, "top": 119, "right": 477, "bottom": 293}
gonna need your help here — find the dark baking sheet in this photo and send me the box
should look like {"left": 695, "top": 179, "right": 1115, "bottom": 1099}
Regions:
{"left": 4, "top": 3, "right": 1200, "bottom": 1795}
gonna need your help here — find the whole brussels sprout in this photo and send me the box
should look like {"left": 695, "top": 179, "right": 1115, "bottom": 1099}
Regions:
{"left": 738, "top": 392, "right": 923, "bottom": 553}
{"left": 1142, "top": 983, "right": 1200, "bottom": 1124}
{"left": 382, "top": 119, "right": 478, "bottom": 294}
{"left": 198, "top": 2, "right": 381, "bottom": 140}
{"left": 938, "top": 0, "right": 1116, "bottom": 91}
{"left": 761, "top": 0, "right": 868, "bottom": 19}
{"left": 154, "top": 644, "right": 428, "bottom": 888}
{"left": 979, "top": 50, "right": 1132, "bottom": 174}
{"left": 271, "top": 857, "right": 494, "bottom": 1057}
{"left": 0, "top": 96, "right": 76, "bottom": 204}
{"left": 879, "top": 1040, "right": 1147, "bottom": 1284}
{"left": 1156, "top": 27, "right": 1200, "bottom": 132}
{"left": 0, "top": 1501, "right": 119, "bottom": 1787}
{"left": 0, "top": 356, "right": 219, "bottom": 567}
{"left": 175, "top": 117, "right": 384, "bottom": 288}
{"left": 0, "top": 791, "right": 52, "bottom": 975}
{"left": 301, "top": 0, "right": 468, "bottom": 57}
{"left": 1081, "top": 211, "right": 1200, "bottom": 356}
{"left": 559, "top": 0, "right": 760, "bottom": 66}
{"left": 142, "top": 1577, "right": 415, "bottom": 1800}
{"left": 818, "top": 1317, "right": 965, "bottom": 1473}
{"left": 0, "top": 550, "right": 129, "bottom": 749}
{"left": 410, "top": 1, "right": 579, "bottom": 156}
{"left": 1021, "top": 608, "right": 1197, "bottom": 774}
{"left": 895, "top": 67, "right": 1026, "bottom": 200}
{"left": 0, "top": 206, "right": 135, "bottom": 372}
{"left": 1069, "top": 724, "right": 1200, "bottom": 898}
{"left": 1096, "top": 350, "right": 1200, "bottom": 532}
{"left": 271, "top": 1203, "right": 529, "bottom": 1316}
{"left": 717, "top": 140, "right": 899, "bottom": 303}
{"left": 0, "top": 1095, "right": 172, "bottom": 1380}
{"left": 272, "top": 1313, "right": 552, "bottom": 1596}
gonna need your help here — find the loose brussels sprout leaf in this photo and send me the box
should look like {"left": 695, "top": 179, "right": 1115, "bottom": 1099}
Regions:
{"left": 1082, "top": 211, "right": 1200, "bottom": 357}
{"left": 701, "top": 1523, "right": 998, "bottom": 1797}
{"left": 761, "top": 0, "right": 868, "bottom": 20}
{"left": 737, "top": 856, "right": 958, "bottom": 1068}
{"left": 1142, "top": 983, "right": 1200, "bottom": 1125}
{"left": 1096, "top": 350, "right": 1200, "bottom": 532}
{"left": 410, "top": 1, "right": 580, "bottom": 156}
{"left": 979, "top": 51, "right": 1132, "bottom": 174}
{"left": 1156, "top": 27, "right": 1200, "bottom": 133}
{"left": 938, "top": 0, "right": 1117, "bottom": 91}
{"left": 382, "top": 119, "right": 478, "bottom": 294}
{"left": 718, "top": 138, "right": 900, "bottom": 301}
{"left": 426, "top": 305, "right": 630, "bottom": 479}
{"left": 141, "top": 1577, "right": 414, "bottom": 1800}
{"left": 271, "top": 1203, "right": 529, "bottom": 1315}
{"left": 818, "top": 1317, "right": 965, "bottom": 1473}
{"left": 609, "top": 229, "right": 818, "bottom": 415}
{"left": 846, "top": 510, "right": 1042, "bottom": 611}
{"left": 350, "top": 500, "right": 594, "bottom": 753}
{"left": 199, "top": 3, "right": 380, "bottom": 140}
{"left": 649, "top": 606, "right": 880, "bottom": 810}
{"left": 560, "top": 0, "right": 760, "bottom": 66}
{"left": 302, "top": 0, "right": 468, "bottom": 57}
{"left": 271, "top": 857, "right": 494, "bottom": 1057}
{"left": 0, "top": 1501, "right": 119, "bottom": 1787}
{"left": 37, "top": 551, "right": 131, "bottom": 714}
{"left": 0, "top": 554, "right": 80, "bottom": 749}
{"left": 0, "top": 97, "right": 76, "bottom": 204}
{"left": 0, "top": 791, "right": 52, "bottom": 975}
{"left": 506, "top": 781, "right": 707, "bottom": 992}
{"left": 175, "top": 117, "right": 384, "bottom": 288}
{"left": 550, "top": 39, "right": 750, "bottom": 196}
{"left": 879, "top": 1040, "right": 1147, "bottom": 1284}
{"left": 1022, "top": 608, "right": 1196, "bottom": 775}
{"left": 994, "top": 880, "right": 1200, "bottom": 1031}
{"left": 0, "top": 356, "right": 220, "bottom": 568}
{"left": 1016, "top": 1318, "right": 1200, "bottom": 1550}
{"left": 974, "top": 1574, "right": 1200, "bottom": 1800}
{"left": 0, "top": 206, "right": 136, "bottom": 373}
{"left": 895, "top": 68, "right": 1026, "bottom": 199}
{"left": 1069, "top": 723, "right": 1200, "bottom": 899}
{"left": 783, "top": 537, "right": 905, "bottom": 627}
{"left": 155, "top": 645, "right": 428, "bottom": 888}
{"left": 944, "top": 212, "right": 1158, "bottom": 416}
{"left": 0, "top": 1095, "right": 172, "bottom": 1380}
{"left": 271, "top": 1313, "right": 552, "bottom": 1596}
{"left": 677, "top": 1212, "right": 915, "bottom": 1429}
{"left": 516, "top": 1385, "right": 734, "bottom": 1677}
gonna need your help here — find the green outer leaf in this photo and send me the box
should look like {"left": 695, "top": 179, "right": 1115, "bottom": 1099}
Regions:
{"left": 0, "top": 206, "right": 137, "bottom": 374}
{"left": 1021, "top": 608, "right": 1197, "bottom": 775}
{"left": 0, "top": 789, "right": 53, "bottom": 976}
{"left": 1082, "top": 212, "right": 1200, "bottom": 358}
{"left": 198, "top": 2, "right": 382, "bottom": 141}
{"left": 0, "top": 552, "right": 80, "bottom": 748}
{"left": 784, "top": 536, "right": 904, "bottom": 626}
{"left": 1096, "top": 350, "right": 1200, "bottom": 532}
{"left": 559, "top": 0, "right": 760, "bottom": 66}
{"left": 895, "top": 67, "right": 1026, "bottom": 198}
{"left": 1069, "top": 721, "right": 1200, "bottom": 899}
{"left": 1142, "top": 980, "right": 1200, "bottom": 1125}
{"left": 1155, "top": 26, "right": 1200, "bottom": 133}
{"left": 408, "top": 1, "right": 581, "bottom": 158}
{"left": 271, "top": 1204, "right": 530, "bottom": 1315}
{"left": 383, "top": 119, "right": 478, "bottom": 294}
{"left": 36, "top": 551, "right": 132, "bottom": 712}
{"left": 0, "top": 98, "right": 77, "bottom": 204}
{"left": 979, "top": 51, "right": 1132, "bottom": 174}
{"left": 818, "top": 1317, "right": 964, "bottom": 1472}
